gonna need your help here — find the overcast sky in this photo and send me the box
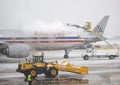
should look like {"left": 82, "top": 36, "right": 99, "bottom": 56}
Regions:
{"left": 0, "top": 0, "right": 120, "bottom": 37}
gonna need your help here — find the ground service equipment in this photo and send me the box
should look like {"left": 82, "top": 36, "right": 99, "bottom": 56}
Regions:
{"left": 16, "top": 54, "right": 88, "bottom": 78}
{"left": 82, "top": 44, "right": 119, "bottom": 60}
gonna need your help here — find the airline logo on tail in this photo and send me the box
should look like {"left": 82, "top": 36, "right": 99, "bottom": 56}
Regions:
{"left": 92, "top": 16, "right": 109, "bottom": 35}
{"left": 93, "top": 25, "right": 103, "bottom": 33}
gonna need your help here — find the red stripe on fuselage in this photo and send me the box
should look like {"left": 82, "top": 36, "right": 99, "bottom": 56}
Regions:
{"left": 4, "top": 39, "right": 86, "bottom": 43}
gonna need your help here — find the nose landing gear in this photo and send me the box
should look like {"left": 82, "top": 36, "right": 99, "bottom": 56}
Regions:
{"left": 64, "top": 49, "right": 69, "bottom": 58}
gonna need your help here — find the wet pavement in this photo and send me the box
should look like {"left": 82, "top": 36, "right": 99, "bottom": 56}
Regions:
{"left": 0, "top": 72, "right": 120, "bottom": 85}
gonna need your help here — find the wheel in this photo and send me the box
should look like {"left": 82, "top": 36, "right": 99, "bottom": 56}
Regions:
{"left": 45, "top": 67, "right": 58, "bottom": 78}
{"left": 109, "top": 55, "right": 115, "bottom": 59}
{"left": 24, "top": 72, "right": 28, "bottom": 78}
{"left": 23, "top": 70, "right": 29, "bottom": 77}
{"left": 44, "top": 71, "right": 49, "bottom": 77}
{"left": 30, "top": 69, "right": 37, "bottom": 78}
{"left": 64, "top": 54, "right": 69, "bottom": 59}
{"left": 83, "top": 55, "right": 89, "bottom": 60}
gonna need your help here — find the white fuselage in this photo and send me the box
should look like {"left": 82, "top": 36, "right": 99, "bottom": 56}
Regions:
{"left": 1, "top": 36, "right": 86, "bottom": 51}
{"left": 0, "top": 28, "right": 93, "bottom": 51}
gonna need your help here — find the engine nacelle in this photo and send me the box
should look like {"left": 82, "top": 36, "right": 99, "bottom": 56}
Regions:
{"left": 5, "top": 44, "right": 30, "bottom": 58}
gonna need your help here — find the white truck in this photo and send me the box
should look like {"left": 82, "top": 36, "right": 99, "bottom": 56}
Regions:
{"left": 82, "top": 44, "right": 119, "bottom": 60}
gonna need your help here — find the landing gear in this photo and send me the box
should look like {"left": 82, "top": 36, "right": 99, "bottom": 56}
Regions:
{"left": 64, "top": 49, "right": 69, "bottom": 58}
{"left": 64, "top": 54, "right": 69, "bottom": 59}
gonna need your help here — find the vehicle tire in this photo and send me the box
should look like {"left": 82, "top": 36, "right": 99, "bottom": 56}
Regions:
{"left": 45, "top": 67, "right": 58, "bottom": 78}
{"left": 24, "top": 72, "right": 28, "bottom": 77}
{"left": 109, "top": 55, "right": 115, "bottom": 59}
{"left": 64, "top": 55, "right": 69, "bottom": 59}
{"left": 23, "top": 70, "right": 29, "bottom": 77}
{"left": 44, "top": 71, "right": 49, "bottom": 77}
{"left": 30, "top": 69, "right": 37, "bottom": 78}
{"left": 83, "top": 55, "right": 89, "bottom": 60}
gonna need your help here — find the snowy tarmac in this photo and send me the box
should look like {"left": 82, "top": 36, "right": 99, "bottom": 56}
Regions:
{"left": 0, "top": 50, "right": 120, "bottom": 85}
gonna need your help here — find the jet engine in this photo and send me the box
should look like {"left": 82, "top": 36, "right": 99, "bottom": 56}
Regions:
{"left": 4, "top": 44, "right": 30, "bottom": 58}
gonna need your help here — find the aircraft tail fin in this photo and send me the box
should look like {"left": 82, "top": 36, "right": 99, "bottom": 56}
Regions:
{"left": 92, "top": 16, "right": 109, "bottom": 35}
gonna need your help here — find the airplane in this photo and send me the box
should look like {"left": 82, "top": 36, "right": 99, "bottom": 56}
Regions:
{"left": 0, "top": 16, "right": 109, "bottom": 58}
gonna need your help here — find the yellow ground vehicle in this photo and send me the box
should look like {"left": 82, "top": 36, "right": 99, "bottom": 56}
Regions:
{"left": 16, "top": 53, "right": 88, "bottom": 78}
{"left": 51, "top": 60, "right": 88, "bottom": 75}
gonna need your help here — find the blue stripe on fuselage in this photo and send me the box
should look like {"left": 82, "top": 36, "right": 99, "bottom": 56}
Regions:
{"left": 0, "top": 36, "right": 88, "bottom": 40}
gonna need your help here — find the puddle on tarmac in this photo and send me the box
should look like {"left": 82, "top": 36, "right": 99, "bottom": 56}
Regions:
{"left": 30, "top": 78, "right": 88, "bottom": 85}
{"left": 0, "top": 73, "right": 120, "bottom": 85}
